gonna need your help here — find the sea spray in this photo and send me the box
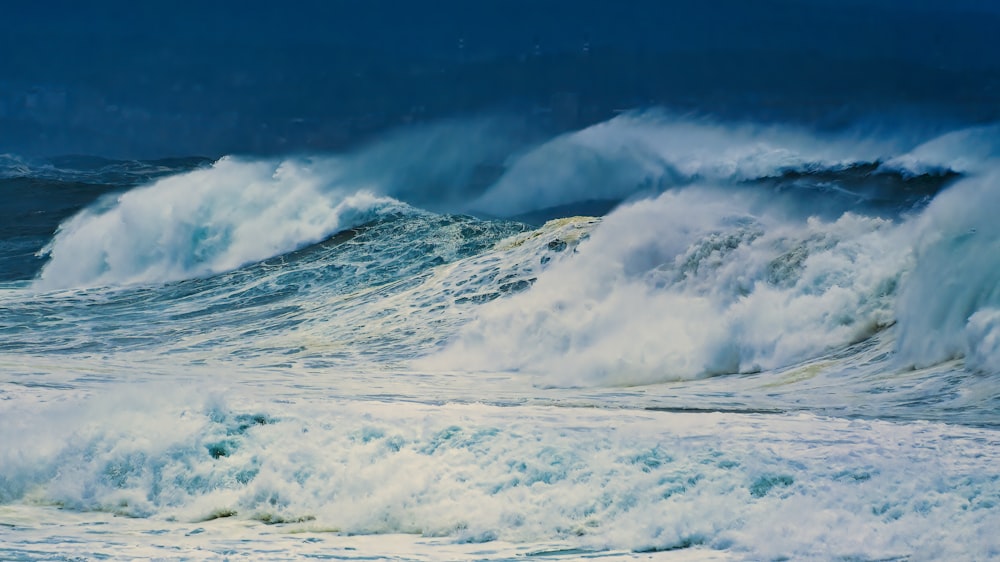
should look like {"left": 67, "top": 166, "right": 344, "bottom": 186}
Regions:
{"left": 469, "top": 111, "right": 909, "bottom": 217}
{"left": 895, "top": 169, "right": 1000, "bottom": 372}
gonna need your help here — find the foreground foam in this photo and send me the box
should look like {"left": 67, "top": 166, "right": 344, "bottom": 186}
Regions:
{"left": 1, "top": 387, "right": 998, "bottom": 560}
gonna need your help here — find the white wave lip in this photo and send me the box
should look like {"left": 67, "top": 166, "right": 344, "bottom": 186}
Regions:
{"left": 35, "top": 157, "right": 405, "bottom": 289}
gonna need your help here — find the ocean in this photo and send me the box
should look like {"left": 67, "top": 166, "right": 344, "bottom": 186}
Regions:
{"left": 2, "top": 111, "right": 999, "bottom": 560}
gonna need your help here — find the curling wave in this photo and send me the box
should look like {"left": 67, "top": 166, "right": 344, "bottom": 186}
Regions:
{"left": 34, "top": 157, "right": 408, "bottom": 289}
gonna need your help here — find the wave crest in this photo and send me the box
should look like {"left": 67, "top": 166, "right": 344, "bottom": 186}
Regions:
{"left": 35, "top": 157, "right": 406, "bottom": 289}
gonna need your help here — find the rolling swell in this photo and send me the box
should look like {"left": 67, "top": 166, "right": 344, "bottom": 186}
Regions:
{"left": 1, "top": 212, "right": 529, "bottom": 360}
{"left": 28, "top": 118, "right": 527, "bottom": 289}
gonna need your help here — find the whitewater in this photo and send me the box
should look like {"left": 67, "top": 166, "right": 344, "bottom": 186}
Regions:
{"left": 2, "top": 112, "right": 1000, "bottom": 560}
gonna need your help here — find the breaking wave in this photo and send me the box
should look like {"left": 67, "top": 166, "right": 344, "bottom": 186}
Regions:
{"left": 33, "top": 113, "right": 967, "bottom": 290}
{"left": 35, "top": 157, "right": 407, "bottom": 289}
{"left": 23, "top": 112, "right": 1000, "bottom": 383}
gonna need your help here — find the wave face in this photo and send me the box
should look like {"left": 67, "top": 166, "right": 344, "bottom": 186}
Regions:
{"left": 3, "top": 113, "right": 1000, "bottom": 560}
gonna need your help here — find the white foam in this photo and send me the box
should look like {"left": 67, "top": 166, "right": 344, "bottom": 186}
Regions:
{"left": 2, "top": 386, "right": 999, "bottom": 560}
{"left": 433, "top": 186, "right": 911, "bottom": 385}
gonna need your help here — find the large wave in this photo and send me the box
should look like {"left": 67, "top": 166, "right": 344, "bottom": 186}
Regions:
{"left": 425, "top": 187, "right": 913, "bottom": 385}
{"left": 421, "top": 120, "right": 1000, "bottom": 385}
{"left": 30, "top": 113, "right": 1000, "bottom": 383}
{"left": 895, "top": 169, "right": 1000, "bottom": 372}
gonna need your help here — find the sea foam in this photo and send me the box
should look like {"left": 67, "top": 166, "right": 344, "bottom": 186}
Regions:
{"left": 2, "top": 386, "right": 999, "bottom": 559}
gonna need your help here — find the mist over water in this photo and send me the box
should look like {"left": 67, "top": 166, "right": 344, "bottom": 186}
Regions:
{"left": 469, "top": 112, "right": 907, "bottom": 217}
